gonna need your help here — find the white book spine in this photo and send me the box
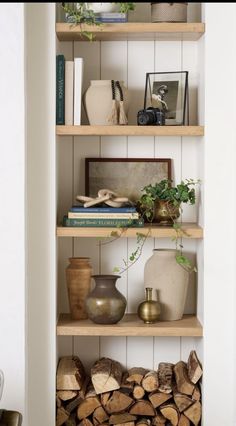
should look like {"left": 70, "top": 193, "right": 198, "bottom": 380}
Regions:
{"left": 74, "top": 58, "right": 83, "bottom": 125}
{"left": 65, "top": 61, "right": 74, "bottom": 125}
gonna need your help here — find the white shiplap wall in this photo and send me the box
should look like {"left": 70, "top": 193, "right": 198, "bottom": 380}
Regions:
{"left": 57, "top": 3, "right": 202, "bottom": 372}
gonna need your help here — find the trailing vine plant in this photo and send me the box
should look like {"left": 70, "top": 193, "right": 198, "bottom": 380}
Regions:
{"left": 61, "top": 3, "right": 135, "bottom": 41}
{"left": 104, "top": 179, "right": 200, "bottom": 274}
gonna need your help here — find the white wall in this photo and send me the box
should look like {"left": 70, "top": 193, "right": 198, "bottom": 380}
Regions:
{"left": 0, "top": 2, "right": 26, "bottom": 417}
{"left": 203, "top": 3, "right": 236, "bottom": 424}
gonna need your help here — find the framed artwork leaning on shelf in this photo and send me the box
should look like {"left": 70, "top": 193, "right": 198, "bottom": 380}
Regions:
{"left": 85, "top": 158, "right": 171, "bottom": 203}
{"left": 144, "top": 71, "right": 189, "bottom": 125}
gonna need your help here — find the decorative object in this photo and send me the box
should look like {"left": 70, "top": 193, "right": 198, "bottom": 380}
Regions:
{"left": 85, "top": 275, "right": 127, "bottom": 324}
{"left": 66, "top": 257, "right": 92, "bottom": 320}
{"left": 0, "top": 370, "right": 22, "bottom": 425}
{"left": 143, "top": 71, "right": 189, "bottom": 125}
{"left": 83, "top": 80, "right": 129, "bottom": 125}
{"left": 77, "top": 188, "right": 130, "bottom": 208}
{"left": 137, "top": 287, "right": 161, "bottom": 324}
{"left": 85, "top": 158, "right": 171, "bottom": 203}
{"left": 87, "top": 3, "right": 120, "bottom": 13}
{"left": 151, "top": 3, "right": 188, "bottom": 23}
{"left": 139, "top": 178, "right": 197, "bottom": 224}
{"left": 144, "top": 249, "right": 189, "bottom": 321}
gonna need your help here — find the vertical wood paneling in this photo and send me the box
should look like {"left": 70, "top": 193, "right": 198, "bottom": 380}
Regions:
{"left": 127, "top": 337, "right": 154, "bottom": 369}
{"left": 100, "top": 41, "right": 128, "bottom": 365}
{"left": 154, "top": 338, "right": 180, "bottom": 368}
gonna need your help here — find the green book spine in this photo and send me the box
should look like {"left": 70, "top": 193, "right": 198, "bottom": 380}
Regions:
{"left": 63, "top": 216, "right": 144, "bottom": 227}
{"left": 56, "top": 55, "right": 65, "bottom": 125}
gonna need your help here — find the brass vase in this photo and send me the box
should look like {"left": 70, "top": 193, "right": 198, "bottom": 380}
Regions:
{"left": 154, "top": 200, "right": 180, "bottom": 225}
{"left": 86, "top": 275, "right": 127, "bottom": 324}
{"left": 137, "top": 287, "right": 161, "bottom": 324}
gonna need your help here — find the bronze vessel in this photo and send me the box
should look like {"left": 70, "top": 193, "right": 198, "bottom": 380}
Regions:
{"left": 137, "top": 287, "right": 161, "bottom": 324}
{"left": 154, "top": 199, "right": 180, "bottom": 225}
{"left": 86, "top": 275, "right": 127, "bottom": 324}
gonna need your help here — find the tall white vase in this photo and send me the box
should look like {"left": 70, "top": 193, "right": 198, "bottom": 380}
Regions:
{"left": 144, "top": 249, "right": 189, "bottom": 321}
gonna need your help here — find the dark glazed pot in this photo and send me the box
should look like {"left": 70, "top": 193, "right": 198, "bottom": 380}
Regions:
{"left": 86, "top": 275, "right": 127, "bottom": 324}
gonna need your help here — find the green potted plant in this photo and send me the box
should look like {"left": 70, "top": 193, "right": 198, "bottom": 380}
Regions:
{"left": 62, "top": 3, "right": 136, "bottom": 40}
{"left": 113, "top": 178, "right": 200, "bottom": 274}
{"left": 139, "top": 178, "right": 197, "bottom": 225}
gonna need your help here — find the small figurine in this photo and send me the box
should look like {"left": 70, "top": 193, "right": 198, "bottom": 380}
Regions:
{"left": 76, "top": 188, "right": 131, "bottom": 208}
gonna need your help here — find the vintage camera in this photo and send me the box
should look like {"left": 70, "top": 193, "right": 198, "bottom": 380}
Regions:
{"left": 137, "top": 107, "right": 165, "bottom": 126}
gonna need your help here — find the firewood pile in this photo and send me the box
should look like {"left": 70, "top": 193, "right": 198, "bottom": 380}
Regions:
{"left": 56, "top": 351, "right": 202, "bottom": 426}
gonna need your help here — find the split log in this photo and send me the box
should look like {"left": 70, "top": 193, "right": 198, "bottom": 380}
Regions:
{"left": 66, "top": 395, "right": 83, "bottom": 414}
{"left": 158, "top": 363, "right": 173, "bottom": 394}
{"left": 78, "top": 419, "right": 93, "bottom": 426}
{"left": 93, "top": 406, "right": 109, "bottom": 425}
{"left": 56, "top": 407, "right": 69, "bottom": 426}
{"left": 85, "top": 383, "right": 97, "bottom": 398}
{"left": 173, "top": 393, "right": 193, "bottom": 413}
{"left": 133, "top": 385, "right": 145, "bottom": 400}
{"left": 109, "top": 413, "right": 137, "bottom": 424}
{"left": 142, "top": 371, "right": 159, "bottom": 393}
{"left": 56, "top": 396, "right": 62, "bottom": 408}
{"left": 91, "top": 358, "right": 123, "bottom": 394}
{"left": 101, "top": 392, "right": 111, "bottom": 407}
{"left": 65, "top": 413, "right": 77, "bottom": 426}
{"left": 152, "top": 413, "right": 166, "bottom": 425}
{"left": 105, "top": 390, "right": 134, "bottom": 414}
{"left": 129, "top": 400, "right": 156, "bottom": 416}
{"left": 57, "top": 356, "right": 85, "bottom": 391}
{"left": 111, "top": 414, "right": 137, "bottom": 424}
{"left": 121, "top": 373, "right": 134, "bottom": 395}
{"left": 57, "top": 390, "right": 77, "bottom": 401}
{"left": 79, "top": 376, "right": 89, "bottom": 399}
{"left": 160, "top": 404, "right": 179, "bottom": 426}
{"left": 187, "top": 351, "right": 203, "bottom": 385}
{"left": 149, "top": 391, "right": 172, "bottom": 408}
{"left": 184, "top": 401, "right": 201, "bottom": 426}
{"left": 192, "top": 386, "right": 201, "bottom": 402}
{"left": 174, "top": 362, "right": 195, "bottom": 396}
{"left": 77, "top": 396, "right": 101, "bottom": 419}
{"left": 127, "top": 367, "right": 148, "bottom": 385}
{"left": 115, "top": 423, "right": 135, "bottom": 426}
{"left": 136, "top": 418, "right": 151, "bottom": 426}
{"left": 178, "top": 414, "right": 190, "bottom": 426}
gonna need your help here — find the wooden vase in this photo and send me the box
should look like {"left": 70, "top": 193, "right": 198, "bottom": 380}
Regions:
{"left": 66, "top": 257, "right": 92, "bottom": 320}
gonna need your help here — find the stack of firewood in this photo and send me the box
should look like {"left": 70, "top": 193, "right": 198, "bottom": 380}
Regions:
{"left": 56, "top": 351, "right": 202, "bottom": 426}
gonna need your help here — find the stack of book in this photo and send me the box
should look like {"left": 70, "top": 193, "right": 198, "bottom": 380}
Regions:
{"left": 95, "top": 12, "right": 127, "bottom": 23}
{"left": 63, "top": 205, "right": 144, "bottom": 227}
{"left": 56, "top": 55, "right": 83, "bottom": 126}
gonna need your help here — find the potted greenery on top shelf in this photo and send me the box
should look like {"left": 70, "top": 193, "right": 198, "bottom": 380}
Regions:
{"left": 62, "top": 3, "right": 136, "bottom": 40}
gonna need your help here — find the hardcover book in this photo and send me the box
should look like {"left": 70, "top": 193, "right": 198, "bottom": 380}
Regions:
{"left": 65, "top": 61, "right": 74, "bottom": 125}
{"left": 56, "top": 55, "right": 65, "bottom": 125}
{"left": 69, "top": 205, "right": 137, "bottom": 213}
{"left": 74, "top": 57, "right": 84, "bottom": 125}
{"left": 63, "top": 216, "right": 144, "bottom": 228}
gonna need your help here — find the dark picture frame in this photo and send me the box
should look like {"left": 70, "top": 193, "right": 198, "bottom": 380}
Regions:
{"left": 85, "top": 158, "right": 171, "bottom": 203}
{"left": 144, "top": 71, "right": 189, "bottom": 125}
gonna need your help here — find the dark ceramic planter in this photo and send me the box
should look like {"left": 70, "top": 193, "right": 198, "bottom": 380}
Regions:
{"left": 86, "top": 275, "right": 127, "bottom": 324}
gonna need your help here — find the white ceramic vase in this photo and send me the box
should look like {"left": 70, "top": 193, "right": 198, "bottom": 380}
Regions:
{"left": 144, "top": 249, "right": 189, "bottom": 321}
{"left": 84, "top": 80, "right": 129, "bottom": 125}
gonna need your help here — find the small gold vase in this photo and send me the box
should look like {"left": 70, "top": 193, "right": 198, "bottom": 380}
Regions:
{"left": 154, "top": 200, "right": 180, "bottom": 225}
{"left": 137, "top": 287, "right": 161, "bottom": 324}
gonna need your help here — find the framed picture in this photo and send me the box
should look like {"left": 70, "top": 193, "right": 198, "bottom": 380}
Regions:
{"left": 144, "top": 71, "right": 189, "bottom": 125}
{"left": 85, "top": 158, "right": 171, "bottom": 203}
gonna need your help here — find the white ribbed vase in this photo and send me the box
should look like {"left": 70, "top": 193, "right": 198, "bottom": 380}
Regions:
{"left": 144, "top": 249, "right": 189, "bottom": 321}
{"left": 84, "top": 80, "right": 129, "bottom": 125}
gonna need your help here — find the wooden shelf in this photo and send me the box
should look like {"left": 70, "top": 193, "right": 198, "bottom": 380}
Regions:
{"left": 56, "top": 125, "right": 204, "bottom": 137}
{"left": 56, "top": 22, "right": 205, "bottom": 42}
{"left": 57, "top": 314, "right": 203, "bottom": 337}
{"left": 57, "top": 223, "right": 203, "bottom": 238}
